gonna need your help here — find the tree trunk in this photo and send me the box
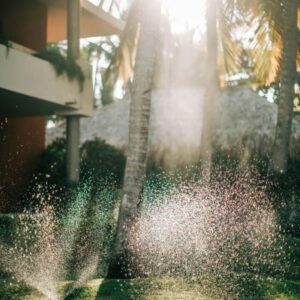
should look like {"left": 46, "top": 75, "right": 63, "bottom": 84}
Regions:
{"left": 269, "top": 0, "right": 298, "bottom": 174}
{"left": 201, "top": 0, "right": 219, "bottom": 178}
{"left": 107, "top": 0, "right": 161, "bottom": 278}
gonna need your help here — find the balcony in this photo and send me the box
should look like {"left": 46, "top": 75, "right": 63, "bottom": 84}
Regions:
{"left": 0, "top": 43, "right": 94, "bottom": 117}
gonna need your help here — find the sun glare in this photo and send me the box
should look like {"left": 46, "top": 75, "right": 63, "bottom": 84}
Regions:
{"left": 163, "top": 0, "right": 206, "bottom": 34}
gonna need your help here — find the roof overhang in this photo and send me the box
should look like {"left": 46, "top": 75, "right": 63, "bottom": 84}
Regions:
{"left": 44, "top": 0, "right": 124, "bottom": 43}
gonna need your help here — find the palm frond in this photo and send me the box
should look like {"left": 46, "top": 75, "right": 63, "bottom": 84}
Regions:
{"left": 220, "top": 0, "right": 284, "bottom": 86}
{"left": 104, "top": 0, "right": 141, "bottom": 88}
{"left": 218, "top": 2, "right": 243, "bottom": 84}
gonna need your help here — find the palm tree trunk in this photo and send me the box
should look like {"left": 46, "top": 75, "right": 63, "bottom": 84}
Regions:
{"left": 107, "top": 0, "right": 161, "bottom": 278}
{"left": 269, "top": 0, "right": 298, "bottom": 174}
{"left": 201, "top": 0, "right": 219, "bottom": 178}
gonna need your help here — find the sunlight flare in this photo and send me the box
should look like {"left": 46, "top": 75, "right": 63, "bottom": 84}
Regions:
{"left": 162, "top": 0, "right": 206, "bottom": 33}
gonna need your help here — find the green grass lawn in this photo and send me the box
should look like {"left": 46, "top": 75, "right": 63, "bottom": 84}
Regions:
{"left": 0, "top": 277, "right": 299, "bottom": 300}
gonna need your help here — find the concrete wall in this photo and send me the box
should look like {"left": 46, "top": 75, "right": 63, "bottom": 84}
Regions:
{"left": 0, "top": 0, "right": 47, "bottom": 51}
{"left": 0, "top": 117, "right": 45, "bottom": 213}
{"left": 0, "top": 0, "right": 98, "bottom": 212}
{"left": 0, "top": 0, "right": 47, "bottom": 212}
{"left": 47, "top": 88, "right": 300, "bottom": 167}
{"left": 0, "top": 44, "right": 94, "bottom": 117}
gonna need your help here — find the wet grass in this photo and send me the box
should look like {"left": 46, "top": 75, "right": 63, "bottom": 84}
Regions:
{"left": 96, "top": 277, "right": 212, "bottom": 300}
{"left": 263, "top": 278, "right": 300, "bottom": 300}
{"left": 0, "top": 280, "right": 36, "bottom": 300}
{"left": 0, "top": 276, "right": 299, "bottom": 300}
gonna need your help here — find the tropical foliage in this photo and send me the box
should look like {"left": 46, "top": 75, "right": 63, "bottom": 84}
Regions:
{"left": 39, "top": 138, "right": 126, "bottom": 188}
{"left": 34, "top": 45, "right": 86, "bottom": 91}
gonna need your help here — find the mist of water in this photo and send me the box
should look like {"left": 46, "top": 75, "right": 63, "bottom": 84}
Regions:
{"left": 0, "top": 167, "right": 293, "bottom": 300}
{"left": 0, "top": 182, "right": 116, "bottom": 300}
{"left": 126, "top": 169, "right": 291, "bottom": 298}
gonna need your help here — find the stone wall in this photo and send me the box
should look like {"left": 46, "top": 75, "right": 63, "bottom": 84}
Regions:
{"left": 47, "top": 88, "right": 300, "bottom": 166}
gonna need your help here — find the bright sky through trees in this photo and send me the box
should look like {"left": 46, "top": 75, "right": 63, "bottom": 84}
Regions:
{"left": 163, "top": 0, "right": 206, "bottom": 33}
{"left": 87, "top": 0, "right": 127, "bottom": 18}
{"left": 88, "top": 0, "right": 206, "bottom": 33}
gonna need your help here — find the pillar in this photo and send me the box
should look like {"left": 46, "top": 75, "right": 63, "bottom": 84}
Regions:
{"left": 66, "top": 0, "right": 81, "bottom": 185}
{"left": 66, "top": 116, "right": 80, "bottom": 185}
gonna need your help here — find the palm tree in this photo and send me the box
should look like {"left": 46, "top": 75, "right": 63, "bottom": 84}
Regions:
{"left": 107, "top": 0, "right": 161, "bottom": 278}
{"left": 232, "top": 0, "right": 300, "bottom": 174}
{"left": 201, "top": 0, "right": 299, "bottom": 175}
{"left": 268, "top": 0, "right": 298, "bottom": 174}
{"left": 200, "top": 0, "right": 220, "bottom": 177}
{"left": 200, "top": 0, "right": 248, "bottom": 176}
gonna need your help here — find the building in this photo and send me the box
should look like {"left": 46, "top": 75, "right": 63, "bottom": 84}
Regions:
{"left": 0, "top": 0, "right": 124, "bottom": 212}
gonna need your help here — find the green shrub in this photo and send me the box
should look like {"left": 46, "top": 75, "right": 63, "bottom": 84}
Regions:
{"left": 80, "top": 138, "right": 126, "bottom": 187}
{"left": 38, "top": 137, "right": 126, "bottom": 188}
{"left": 39, "top": 137, "right": 67, "bottom": 187}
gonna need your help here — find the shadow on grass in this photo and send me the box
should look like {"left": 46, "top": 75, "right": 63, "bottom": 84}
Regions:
{"left": 62, "top": 278, "right": 152, "bottom": 300}
{"left": 63, "top": 286, "right": 95, "bottom": 300}
{"left": 216, "top": 274, "right": 265, "bottom": 300}
{"left": 95, "top": 278, "right": 151, "bottom": 300}
{"left": 263, "top": 278, "right": 300, "bottom": 299}
{"left": 63, "top": 275, "right": 300, "bottom": 300}
{"left": 1, "top": 276, "right": 298, "bottom": 300}
{"left": 94, "top": 276, "right": 265, "bottom": 300}
{"left": 209, "top": 275, "right": 300, "bottom": 300}
{"left": 0, "top": 280, "right": 33, "bottom": 300}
